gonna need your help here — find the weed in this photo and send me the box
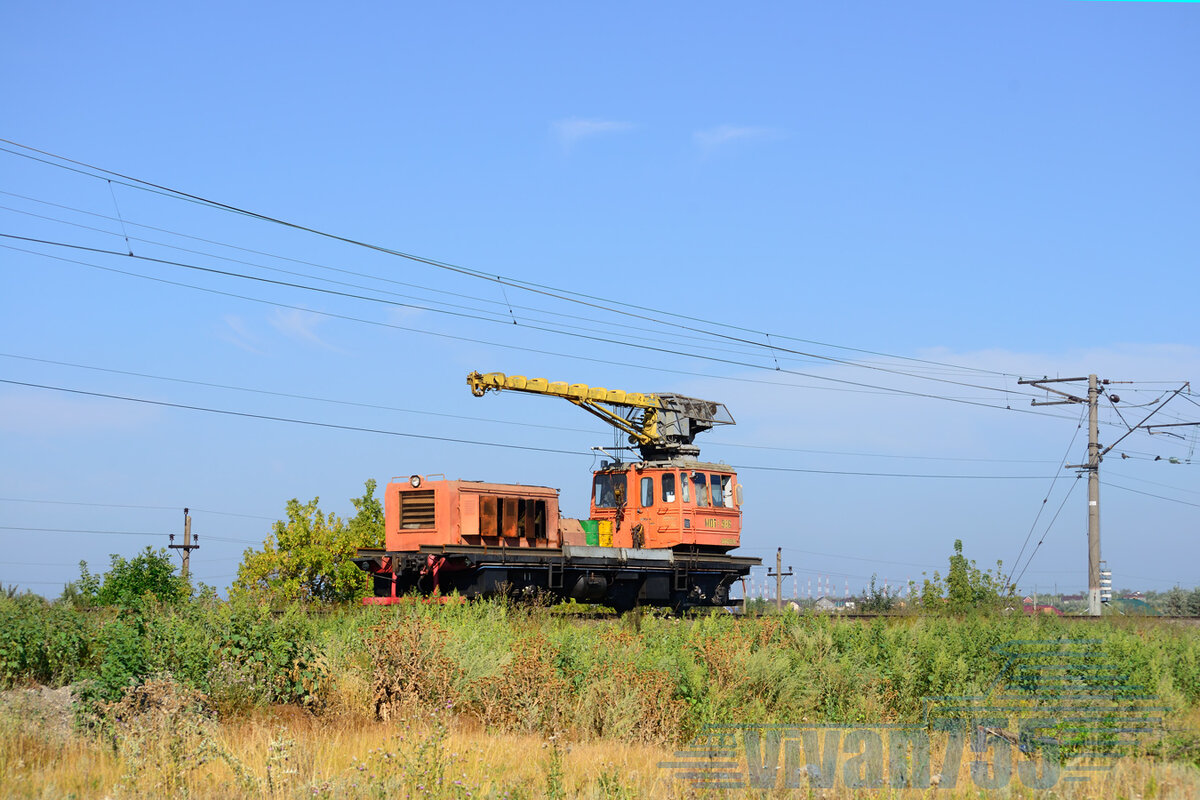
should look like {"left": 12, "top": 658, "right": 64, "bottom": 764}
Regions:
{"left": 542, "top": 733, "right": 566, "bottom": 800}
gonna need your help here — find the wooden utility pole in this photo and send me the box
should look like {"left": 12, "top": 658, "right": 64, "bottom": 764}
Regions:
{"left": 169, "top": 507, "right": 199, "bottom": 580}
{"left": 768, "top": 547, "right": 793, "bottom": 611}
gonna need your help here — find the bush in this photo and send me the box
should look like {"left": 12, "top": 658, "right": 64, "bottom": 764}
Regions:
{"left": 96, "top": 548, "right": 189, "bottom": 609}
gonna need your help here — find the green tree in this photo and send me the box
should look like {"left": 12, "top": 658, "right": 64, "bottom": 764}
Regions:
{"left": 77, "top": 547, "right": 188, "bottom": 609}
{"left": 59, "top": 560, "right": 102, "bottom": 607}
{"left": 859, "top": 574, "right": 898, "bottom": 612}
{"left": 922, "top": 539, "right": 1011, "bottom": 615}
{"left": 1162, "top": 586, "right": 1190, "bottom": 616}
{"left": 945, "top": 539, "right": 973, "bottom": 614}
{"left": 233, "top": 479, "right": 384, "bottom": 604}
{"left": 920, "top": 570, "right": 944, "bottom": 611}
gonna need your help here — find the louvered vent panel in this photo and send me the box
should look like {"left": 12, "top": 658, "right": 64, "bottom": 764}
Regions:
{"left": 399, "top": 490, "right": 436, "bottom": 529}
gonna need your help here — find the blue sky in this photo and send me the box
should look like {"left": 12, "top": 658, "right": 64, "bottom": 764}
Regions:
{"left": 1, "top": 1, "right": 1197, "bottom": 599}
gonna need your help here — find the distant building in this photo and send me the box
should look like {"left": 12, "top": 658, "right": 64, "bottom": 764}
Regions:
{"left": 1022, "top": 601, "right": 1063, "bottom": 616}
{"left": 1110, "top": 597, "right": 1159, "bottom": 616}
{"left": 814, "top": 596, "right": 855, "bottom": 613}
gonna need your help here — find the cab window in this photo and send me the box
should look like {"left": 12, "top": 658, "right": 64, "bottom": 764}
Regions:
{"left": 693, "top": 473, "right": 709, "bottom": 507}
{"left": 661, "top": 473, "right": 676, "bottom": 502}
{"left": 681, "top": 472, "right": 691, "bottom": 503}
{"left": 710, "top": 474, "right": 726, "bottom": 507}
{"left": 593, "top": 473, "right": 627, "bottom": 508}
{"left": 640, "top": 476, "right": 654, "bottom": 507}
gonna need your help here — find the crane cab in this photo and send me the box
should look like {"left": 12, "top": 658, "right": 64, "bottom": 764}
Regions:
{"left": 589, "top": 462, "right": 742, "bottom": 552}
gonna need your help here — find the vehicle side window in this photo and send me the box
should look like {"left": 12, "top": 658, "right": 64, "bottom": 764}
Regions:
{"left": 710, "top": 474, "right": 725, "bottom": 507}
{"left": 681, "top": 472, "right": 691, "bottom": 503}
{"left": 661, "top": 473, "right": 676, "bottom": 502}
{"left": 640, "top": 476, "right": 654, "bottom": 507}
{"left": 693, "top": 473, "right": 709, "bottom": 507}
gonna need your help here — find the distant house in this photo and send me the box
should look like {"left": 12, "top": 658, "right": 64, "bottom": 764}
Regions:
{"left": 814, "top": 596, "right": 855, "bottom": 613}
{"left": 1022, "top": 601, "right": 1063, "bottom": 616}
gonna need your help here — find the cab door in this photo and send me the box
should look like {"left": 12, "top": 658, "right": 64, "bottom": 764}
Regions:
{"left": 633, "top": 472, "right": 656, "bottom": 547}
{"left": 650, "top": 470, "right": 682, "bottom": 548}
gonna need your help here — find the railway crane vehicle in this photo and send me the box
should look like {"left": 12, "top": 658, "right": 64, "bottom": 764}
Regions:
{"left": 352, "top": 372, "right": 760, "bottom": 611}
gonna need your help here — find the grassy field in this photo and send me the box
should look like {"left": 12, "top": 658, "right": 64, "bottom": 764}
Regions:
{"left": 1, "top": 596, "right": 1198, "bottom": 798}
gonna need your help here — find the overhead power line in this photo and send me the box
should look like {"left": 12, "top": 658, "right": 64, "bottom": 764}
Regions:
{"left": 0, "top": 526, "right": 257, "bottom": 544}
{"left": 0, "top": 352, "right": 600, "bottom": 438}
{"left": 1102, "top": 481, "right": 1200, "bottom": 509}
{"left": 739, "top": 545, "right": 940, "bottom": 570}
{"left": 729, "top": 463, "right": 1055, "bottom": 479}
{"left": 0, "top": 235, "right": 1102, "bottom": 421}
{"left": 0, "top": 199, "right": 795, "bottom": 362}
{"left": 0, "top": 139, "right": 1053, "bottom": 388}
{"left": 0, "top": 241, "right": 909, "bottom": 400}
{"left": 0, "top": 495, "right": 275, "bottom": 520}
{"left": 1005, "top": 406, "right": 1087, "bottom": 588}
{"left": 1101, "top": 471, "right": 1200, "bottom": 497}
{"left": 5, "top": 230, "right": 1037, "bottom": 404}
{"left": 0, "top": 351, "right": 1062, "bottom": 465}
{"left": 1010, "top": 475, "right": 1084, "bottom": 588}
{"left": 4, "top": 138, "right": 1192, "bottom": 435}
{"left": 0, "top": 378, "right": 591, "bottom": 457}
{"left": 0, "top": 378, "right": 1061, "bottom": 480}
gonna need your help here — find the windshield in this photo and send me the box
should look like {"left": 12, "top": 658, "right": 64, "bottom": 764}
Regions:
{"left": 593, "top": 473, "right": 627, "bottom": 508}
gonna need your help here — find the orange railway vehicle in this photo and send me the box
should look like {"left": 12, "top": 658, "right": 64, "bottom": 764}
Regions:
{"left": 352, "top": 373, "right": 760, "bottom": 611}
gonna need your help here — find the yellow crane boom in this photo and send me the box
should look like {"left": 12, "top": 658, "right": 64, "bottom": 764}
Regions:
{"left": 466, "top": 371, "right": 733, "bottom": 461}
{"left": 467, "top": 371, "right": 662, "bottom": 444}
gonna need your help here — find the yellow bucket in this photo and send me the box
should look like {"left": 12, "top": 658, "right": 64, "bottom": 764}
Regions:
{"left": 597, "top": 519, "right": 613, "bottom": 547}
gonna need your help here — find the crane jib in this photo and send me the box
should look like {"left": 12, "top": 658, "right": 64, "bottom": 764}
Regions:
{"left": 466, "top": 370, "right": 734, "bottom": 462}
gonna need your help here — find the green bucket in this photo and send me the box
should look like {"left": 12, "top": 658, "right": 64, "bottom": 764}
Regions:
{"left": 581, "top": 519, "right": 600, "bottom": 546}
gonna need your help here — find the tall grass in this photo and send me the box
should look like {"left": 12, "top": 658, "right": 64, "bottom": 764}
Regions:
{"left": 2, "top": 594, "right": 1200, "bottom": 796}
{"left": 3, "top": 595, "right": 1200, "bottom": 737}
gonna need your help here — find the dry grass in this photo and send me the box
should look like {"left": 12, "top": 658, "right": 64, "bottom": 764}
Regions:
{"left": 4, "top": 607, "right": 1200, "bottom": 799}
{"left": 2, "top": 690, "right": 1198, "bottom": 800}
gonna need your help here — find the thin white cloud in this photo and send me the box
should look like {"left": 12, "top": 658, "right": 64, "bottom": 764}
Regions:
{"left": 552, "top": 117, "right": 636, "bottom": 150}
{"left": 269, "top": 308, "right": 339, "bottom": 351}
{"left": 217, "top": 315, "right": 266, "bottom": 354}
{"left": 693, "top": 124, "right": 783, "bottom": 153}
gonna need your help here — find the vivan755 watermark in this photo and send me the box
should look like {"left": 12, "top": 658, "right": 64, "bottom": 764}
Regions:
{"left": 659, "top": 639, "right": 1164, "bottom": 791}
